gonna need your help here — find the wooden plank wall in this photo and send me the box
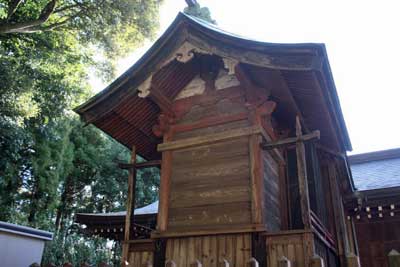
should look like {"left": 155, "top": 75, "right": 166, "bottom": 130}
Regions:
{"left": 165, "top": 233, "right": 252, "bottom": 267}
{"left": 167, "top": 94, "right": 252, "bottom": 229}
{"left": 265, "top": 231, "right": 314, "bottom": 267}
{"left": 128, "top": 251, "right": 153, "bottom": 267}
{"left": 262, "top": 150, "right": 281, "bottom": 231}
{"left": 127, "top": 240, "right": 155, "bottom": 267}
{"left": 355, "top": 218, "right": 400, "bottom": 267}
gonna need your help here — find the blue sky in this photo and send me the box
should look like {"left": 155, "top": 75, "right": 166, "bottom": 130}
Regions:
{"left": 91, "top": 0, "right": 400, "bottom": 154}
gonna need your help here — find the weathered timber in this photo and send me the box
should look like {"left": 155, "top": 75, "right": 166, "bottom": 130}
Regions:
{"left": 263, "top": 149, "right": 282, "bottom": 231}
{"left": 171, "top": 112, "right": 248, "bottom": 133}
{"left": 278, "top": 163, "right": 289, "bottom": 230}
{"left": 295, "top": 116, "right": 312, "bottom": 230}
{"left": 122, "top": 146, "right": 137, "bottom": 266}
{"left": 151, "top": 224, "right": 266, "bottom": 238}
{"left": 168, "top": 137, "right": 252, "bottom": 228}
{"left": 346, "top": 253, "right": 361, "bottom": 267}
{"left": 310, "top": 255, "right": 325, "bottom": 267}
{"left": 261, "top": 130, "right": 320, "bottom": 150}
{"left": 148, "top": 86, "right": 175, "bottom": 117}
{"left": 164, "top": 233, "right": 252, "bottom": 267}
{"left": 264, "top": 230, "right": 314, "bottom": 267}
{"left": 327, "top": 159, "right": 348, "bottom": 266}
{"left": 234, "top": 64, "right": 270, "bottom": 106}
{"left": 247, "top": 108, "right": 266, "bottom": 226}
{"left": 157, "top": 133, "right": 173, "bottom": 232}
{"left": 157, "top": 125, "right": 263, "bottom": 152}
{"left": 278, "top": 256, "right": 291, "bottom": 267}
{"left": 118, "top": 160, "right": 162, "bottom": 170}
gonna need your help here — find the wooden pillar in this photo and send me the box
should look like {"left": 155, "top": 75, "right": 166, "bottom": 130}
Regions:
{"left": 122, "top": 146, "right": 137, "bottom": 266}
{"left": 327, "top": 159, "right": 349, "bottom": 266}
{"left": 248, "top": 108, "right": 264, "bottom": 224}
{"left": 157, "top": 132, "right": 173, "bottom": 232}
{"left": 295, "top": 116, "right": 312, "bottom": 229}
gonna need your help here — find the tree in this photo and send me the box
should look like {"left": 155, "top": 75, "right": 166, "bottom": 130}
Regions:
{"left": 184, "top": 0, "right": 216, "bottom": 24}
{"left": 0, "top": 0, "right": 163, "bottom": 263}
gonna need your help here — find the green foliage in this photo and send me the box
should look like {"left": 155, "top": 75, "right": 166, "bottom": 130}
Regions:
{"left": 184, "top": 1, "right": 216, "bottom": 24}
{"left": 0, "top": 1, "right": 162, "bottom": 265}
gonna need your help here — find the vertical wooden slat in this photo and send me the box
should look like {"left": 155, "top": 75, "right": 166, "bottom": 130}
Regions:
{"left": 295, "top": 116, "right": 312, "bottom": 230}
{"left": 210, "top": 235, "right": 218, "bottom": 267}
{"left": 188, "top": 237, "right": 195, "bottom": 266}
{"left": 287, "top": 244, "right": 296, "bottom": 262}
{"left": 202, "top": 235, "right": 211, "bottom": 267}
{"left": 172, "top": 239, "right": 180, "bottom": 265}
{"left": 244, "top": 234, "right": 252, "bottom": 264}
{"left": 218, "top": 235, "right": 227, "bottom": 263}
{"left": 226, "top": 234, "right": 234, "bottom": 266}
{"left": 235, "top": 234, "right": 244, "bottom": 267}
{"left": 122, "top": 146, "right": 137, "bottom": 266}
{"left": 278, "top": 162, "right": 289, "bottom": 230}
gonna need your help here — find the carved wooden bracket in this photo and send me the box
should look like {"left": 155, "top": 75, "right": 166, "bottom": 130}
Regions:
{"left": 152, "top": 113, "right": 175, "bottom": 137}
{"left": 235, "top": 64, "right": 271, "bottom": 108}
{"left": 138, "top": 76, "right": 153, "bottom": 98}
{"left": 223, "top": 58, "right": 238, "bottom": 75}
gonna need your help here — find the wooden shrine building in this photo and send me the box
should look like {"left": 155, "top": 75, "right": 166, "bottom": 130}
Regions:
{"left": 345, "top": 148, "right": 400, "bottom": 267}
{"left": 75, "top": 13, "right": 360, "bottom": 267}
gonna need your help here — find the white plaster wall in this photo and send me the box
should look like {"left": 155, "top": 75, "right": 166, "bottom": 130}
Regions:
{"left": 0, "top": 232, "right": 45, "bottom": 267}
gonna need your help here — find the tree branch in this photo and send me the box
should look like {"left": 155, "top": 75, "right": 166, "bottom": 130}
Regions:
{"left": 0, "top": 0, "right": 57, "bottom": 34}
{"left": 7, "top": 0, "right": 23, "bottom": 20}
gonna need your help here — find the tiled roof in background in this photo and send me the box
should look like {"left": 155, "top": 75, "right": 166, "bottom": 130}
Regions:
{"left": 349, "top": 148, "right": 400, "bottom": 191}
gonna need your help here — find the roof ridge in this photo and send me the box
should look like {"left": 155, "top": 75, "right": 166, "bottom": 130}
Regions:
{"left": 349, "top": 147, "right": 400, "bottom": 164}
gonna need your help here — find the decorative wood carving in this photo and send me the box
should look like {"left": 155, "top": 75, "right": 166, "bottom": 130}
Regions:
{"left": 138, "top": 76, "right": 153, "bottom": 98}
{"left": 175, "top": 42, "right": 207, "bottom": 63}
{"left": 223, "top": 58, "right": 238, "bottom": 75}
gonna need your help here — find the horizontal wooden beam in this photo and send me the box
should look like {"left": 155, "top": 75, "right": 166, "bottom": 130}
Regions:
{"left": 171, "top": 112, "right": 248, "bottom": 133}
{"left": 118, "top": 160, "right": 162, "bottom": 170}
{"left": 157, "top": 126, "right": 263, "bottom": 152}
{"left": 151, "top": 223, "right": 266, "bottom": 238}
{"left": 260, "top": 130, "right": 320, "bottom": 150}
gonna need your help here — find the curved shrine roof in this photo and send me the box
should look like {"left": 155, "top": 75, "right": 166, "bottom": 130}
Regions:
{"left": 75, "top": 12, "right": 352, "bottom": 159}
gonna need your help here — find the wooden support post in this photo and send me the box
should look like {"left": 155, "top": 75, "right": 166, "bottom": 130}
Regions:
{"left": 122, "top": 146, "right": 137, "bottom": 266}
{"left": 249, "top": 131, "right": 264, "bottom": 224}
{"left": 327, "top": 159, "right": 350, "bottom": 266}
{"left": 295, "top": 116, "right": 312, "bottom": 229}
{"left": 157, "top": 133, "right": 173, "bottom": 232}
